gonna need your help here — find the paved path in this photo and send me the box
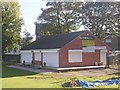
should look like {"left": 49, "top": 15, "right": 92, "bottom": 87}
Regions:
{"left": 8, "top": 65, "right": 56, "bottom": 73}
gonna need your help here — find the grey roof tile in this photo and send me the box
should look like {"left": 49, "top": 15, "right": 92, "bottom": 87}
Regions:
{"left": 21, "top": 31, "right": 85, "bottom": 50}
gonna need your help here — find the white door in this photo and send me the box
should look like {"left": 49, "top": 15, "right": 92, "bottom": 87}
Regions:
{"left": 100, "top": 50, "right": 107, "bottom": 65}
{"left": 21, "top": 52, "right": 32, "bottom": 64}
{"left": 43, "top": 52, "right": 59, "bottom": 67}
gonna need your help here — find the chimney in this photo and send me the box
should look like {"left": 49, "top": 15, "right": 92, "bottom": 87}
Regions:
{"left": 35, "top": 22, "right": 41, "bottom": 40}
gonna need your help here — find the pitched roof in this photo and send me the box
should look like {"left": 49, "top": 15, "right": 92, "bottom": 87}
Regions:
{"left": 21, "top": 31, "right": 85, "bottom": 50}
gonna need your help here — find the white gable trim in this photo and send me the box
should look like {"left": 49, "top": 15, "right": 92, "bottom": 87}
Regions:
{"left": 68, "top": 46, "right": 107, "bottom": 53}
{"left": 69, "top": 50, "right": 82, "bottom": 53}
{"left": 41, "top": 50, "right": 58, "bottom": 53}
{"left": 20, "top": 50, "right": 32, "bottom": 53}
{"left": 33, "top": 50, "right": 41, "bottom": 52}
{"left": 94, "top": 46, "right": 106, "bottom": 50}
{"left": 40, "top": 49, "right": 60, "bottom": 51}
{"left": 41, "top": 49, "right": 60, "bottom": 53}
{"left": 83, "top": 46, "right": 106, "bottom": 50}
{"left": 21, "top": 49, "right": 60, "bottom": 53}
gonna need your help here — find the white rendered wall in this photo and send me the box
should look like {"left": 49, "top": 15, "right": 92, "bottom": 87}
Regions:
{"left": 21, "top": 50, "right": 32, "bottom": 64}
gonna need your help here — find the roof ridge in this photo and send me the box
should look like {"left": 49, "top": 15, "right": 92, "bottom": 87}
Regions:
{"left": 21, "top": 30, "right": 85, "bottom": 50}
{"left": 38, "top": 30, "right": 85, "bottom": 39}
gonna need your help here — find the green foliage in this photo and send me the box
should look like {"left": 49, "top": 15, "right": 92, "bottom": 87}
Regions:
{"left": 37, "top": 1, "right": 119, "bottom": 39}
{"left": 80, "top": 2, "right": 119, "bottom": 39}
{"left": 20, "top": 29, "right": 33, "bottom": 48}
{"left": 2, "top": 2, "right": 23, "bottom": 53}
{"left": 37, "top": 2, "right": 82, "bottom": 36}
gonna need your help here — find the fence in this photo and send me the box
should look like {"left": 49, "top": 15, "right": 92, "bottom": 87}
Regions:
{"left": 3, "top": 54, "right": 20, "bottom": 63}
{"left": 109, "top": 53, "right": 120, "bottom": 68}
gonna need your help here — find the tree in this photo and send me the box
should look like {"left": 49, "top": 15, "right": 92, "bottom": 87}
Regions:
{"left": 80, "top": 1, "right": 119, "bottom": 39}
{"left": 2, "top": 2, "right": 23, "bottom": 54}
{"left": 37, "top": 2, "right": 64, "bottom": 36}
{"left": 59, "top": 2, "right": 82, "bottom": 32}
{"left": 21, "top": 29, "right": 33, "bottom": 48}
{"left": 37, "top": 2, "right": 82, "bottom": 36}
{"left": 37, "top": 1, "right": 119, "bottom": 39}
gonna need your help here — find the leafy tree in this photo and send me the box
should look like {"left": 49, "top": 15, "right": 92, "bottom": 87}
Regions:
{"left": 59, "top": 2, "right": 82, "bottom": 32}
{"left": 2, "top": 2, "right": 23, "bottom": 54}
{"left": 37, "top": 2, "right": 64, "bottom": 36}
{"left": 21, "top": 29, "right": 33, "bottom": 48}
{"left": 37, "top": 2, "right": 82, "bottom": 36}
{"left": 80, "top": 1, "right": 119, "bottom": 39}
{"left": 37, "top": 1, "right": 119, "bottom": 39}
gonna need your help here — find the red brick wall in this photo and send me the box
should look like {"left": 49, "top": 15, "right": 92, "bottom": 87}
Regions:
{"left": 34, "top": 60, "right": 41, "bottom": 65}
{"left": 59, "top": 37, "right": 83, "bottom": 67}
{"left": 59, "top": 31, "right": 108, "bottom": 68}
{"left": 82, "top": 50, "right": 100, "bottom": 66}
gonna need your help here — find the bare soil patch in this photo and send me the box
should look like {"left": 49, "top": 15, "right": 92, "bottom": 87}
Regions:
{"left": 52, "top": 68, "right": 119, "bottom": 78}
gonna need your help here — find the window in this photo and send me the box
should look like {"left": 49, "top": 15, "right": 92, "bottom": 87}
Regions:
{"left": 69, "top": 51, "right": 82, "bottom": 63}
{"left": 105, "top": 39, "right": 111, "bottom": 43}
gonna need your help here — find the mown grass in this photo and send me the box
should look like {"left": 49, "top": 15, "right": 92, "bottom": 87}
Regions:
{"left": 2, "top": 64, "right": 37, "bottom": 78}
{"left": 1, "top": 64, "right": 120, "bottom": 89}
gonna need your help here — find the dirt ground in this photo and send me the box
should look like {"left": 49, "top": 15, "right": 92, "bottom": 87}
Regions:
{"left": 9, "top": 64, "right": 120, "bottom": 77}
{"left": 52, "top": 68, "right": 120, "bottom": 77}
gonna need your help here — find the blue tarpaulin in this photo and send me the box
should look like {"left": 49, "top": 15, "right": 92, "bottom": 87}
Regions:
{"left": 76, "top": 78, "right": 120, "bottom": 88}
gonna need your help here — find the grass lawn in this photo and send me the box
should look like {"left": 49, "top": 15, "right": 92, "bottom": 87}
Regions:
{"left": 1, "top": 64, "right": 120, "bottom": 88}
